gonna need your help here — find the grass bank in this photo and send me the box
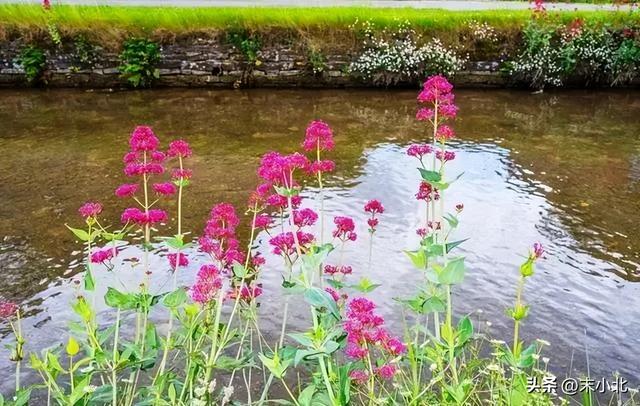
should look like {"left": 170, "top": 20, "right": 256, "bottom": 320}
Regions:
{"left": 0, "top": 4, "right": 638, "bottom": 46}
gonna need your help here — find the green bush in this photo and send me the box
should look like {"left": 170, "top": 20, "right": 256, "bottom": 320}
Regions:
{"left": 308, "top": 48, "right": 327, "bottom": 75}
{"left": 15, "top": 45, "right": 46, "bottom": 84}
{"left": 118, "top": 38, "right": 161, "bottom": 88}
{"left": 228, "top": 30, "right": 261, "bottom": 66}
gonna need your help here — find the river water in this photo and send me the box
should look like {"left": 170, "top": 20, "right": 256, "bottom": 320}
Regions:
{"left": 0, "top": 88, "right": 639, "bottom": 395}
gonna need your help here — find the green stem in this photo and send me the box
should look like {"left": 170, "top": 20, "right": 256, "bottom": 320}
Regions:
{"left": 112, "top": 308, "right": 120, "bottom": 406}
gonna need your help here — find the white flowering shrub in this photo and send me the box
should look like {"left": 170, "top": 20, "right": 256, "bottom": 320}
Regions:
{"left": 349, "top": 20, "right": 467, "bottom": 85}
{"left": 560, "top": 24, "right": 615, "bottom": 83}
{"left": 509, "top": 19, "right": 640, "bottom": 89}
{"left": 507, "top": 20, "right": 565, "bottom": 88}
{"left": 468, "top": 19, "right": 499, "bottom": 43}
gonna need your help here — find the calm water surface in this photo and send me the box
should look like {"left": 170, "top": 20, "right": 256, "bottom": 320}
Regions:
{"left": 0, "top": 88, "right": 639, "bottom": 394}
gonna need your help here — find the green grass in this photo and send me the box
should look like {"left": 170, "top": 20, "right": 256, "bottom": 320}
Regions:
{"left": 0, "top": 4, "right": 638, "bottom": 45}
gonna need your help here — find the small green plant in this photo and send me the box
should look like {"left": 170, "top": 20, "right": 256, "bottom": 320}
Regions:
{"left": 308, "top": 48, "right": 327, "bottom": 75}
{"left": 611, "top": 35, "right": 640, "bottom": 85}
{"left": 118, "top": 38, "right": 161, "bottom": 88}
{"left": 71, "top": 35, "right": 99, "bottom": 71}
{"left": 15, "top": 45, "right": 46, "bottom": 84}
{"left": 228, "top": 30, "right": 261, "bottom": 66}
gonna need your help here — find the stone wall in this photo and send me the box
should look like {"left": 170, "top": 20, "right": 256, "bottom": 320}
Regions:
{"left": 0, "top": 38, "right": 506, "bottom": 88}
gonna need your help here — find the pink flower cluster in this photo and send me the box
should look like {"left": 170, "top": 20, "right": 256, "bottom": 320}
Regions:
{"left": 168, "top": 252, "right": 189, "bottom": 269}
{"left": 121, "top": 207, "right": 168, "bottom": 225}
{"left": 228, "top": 283, "right": 263, "bottom": 303}
{"left": 116, "top": 126, "right": 193, "bottom": 228}
{"left": 407, "top": 144, "right": 433, "bottom": 160}
{"left": 269, "top": 231, "right": 314, "bottom": 257}
{"left": 190, "top": 265, "right": 223, "bottom": 304}
{"left": 303, "top": 120, "right": 335, "bottom": 152}
{"left": 324, "top": 264, "right": 353, "bottom": 276}
{"left": 364, "top": 199, "right": 384, "bottom": 232}
{"left": 0, "top": 301, "right": 18, "bottom": 319}
{"left": 333, "top": 216, "right": 357, "bottom": 241}
{"left": 344, "top": 297, "right": 406, "bottom": 383}
{"left": 416, "top": 182, "right": 440, "bottom": 202}
{"left": 90, "top": 247, "right": 118, "bottom": 264}
{"left": 167, "top": 139, "right": 193, "bottom": 158}
{"left": 79, "top": 202, "right": 102, "bottom": 219}
{"left": 258, "top": 151, "right": 309, "bottom": 189}
{"left": 200, "top": 203, "right": 244, "bottom": 271}
{"left": 293, "top": 208, "right": 318, "bottom": 228}
{"left": 532, "top": 242, "right": 544, "bottom": 259}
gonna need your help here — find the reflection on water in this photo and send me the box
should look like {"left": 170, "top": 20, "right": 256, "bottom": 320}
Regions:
{"left": 0, "top": 88, "right": 639, "bottom": 394}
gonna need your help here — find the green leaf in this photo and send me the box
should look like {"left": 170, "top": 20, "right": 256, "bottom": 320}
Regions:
{"left": 104, "top": 287, "right": 137, "bottom": 310}
{"left": 66, "top": 336, "right": 80, "bottom": 357}
{"left": 302, "top": 244, "right": 334, "bottom": 275}
{"left": 232, "top": 263, "right": 248, "bottom": 279}
{"left": 418, "top": 168, "right": 442, "bottom": 183}
{"left": 422, "top": 296, "right": 446, "bottom": 313}
{"left": 65, "top": 225, "right": 91, "bottom": 242}
{"left": 352, "top": 277, "right": 380, "bottom": 293}
{"left": 12, "top": 387, "right": 33, "bottom": 406}
{"left": 274, "top": 185, "right": 299, "bottom": 197}
{"left": 69, "top": 374, "right": 91, "bottom": 404}
{"left": 443, "top": 213, "right": 459, "bottom": 228}
{"left": 162, "top": 288, "right": 187, "bottom": 308}
{"left": 438, "top": 257, "right": 466, "bottom": 285}
{"left": 445, "top": 239, "right": 468, "bottom": 253}
{"left": 298, "top": 385, "right": 316, "bottom": 406}
{"left": 84, "top": 266, "right": 95, "bottom": 292}
{"left": 72, "top": 297, "right": 93, "bottom": 322}
{"left": 288, "top": 333, "right": 315, "bottom": 348}
{"left": 162, "top": 235, "right": 186, "bottom": 250}
{"left": 457, "top": 316, "right": 473, "bottom": 346}
{"left": 520, "top": 258, "right": 534, "bottom": 277}
{"left": 303, "top": 287, "right": 339, "bottom": 319}
{"left": 404, "top": 249, "right": 427, "bottom": 269}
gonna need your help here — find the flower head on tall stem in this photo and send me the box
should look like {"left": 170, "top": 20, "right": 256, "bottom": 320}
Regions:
{"left": 364, "top": 200, "right": 384, "bottom": 234}
{"left": 332, "top": 216, "right": 357, "bottom": 241}
{"left": 79, "top": 202, "right": 102, "bottom": 220}
{"left": 303, "top": 120, "right": 335, "bottom": 152}
{"left": 91, "top": 248, "right": 118, "bottom": 264}
{"left": 190, "top": 265, "right": 223, "bottom": 305}
{"left": 0, "top": 301, "right": 18, "bottom": 320}
{"left": 168, "top": 252, "right": 189, "bottom": 269}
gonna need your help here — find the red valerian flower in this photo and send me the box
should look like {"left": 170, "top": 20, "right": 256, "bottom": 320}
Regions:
{"left": 129, "top": 126, "right": 159, "bottom": 152}
{"left": 0, "top": 301, "right": 18, "bottom": 319}
{"left": 167, "top": 139, "right": 193, "bottom": 158}
{"left": 364, "top": 199, "right": 384, "bottom": 215}
{"left": 190, "top": 265, "right": 223, "bottom": 304}
{"left": 172, "top": 168, "right": 193, "bottom": 180}
{"left": 115, "top": 183, "right": 138, "bottom": 198}
{"left": 416, "top": 182, "right": 440, "bottom": 202}
{"left": 333, "top": 216, "right": 357, "bottom": 241}
{"left": 532, "top": 242, "right": 544, "bottom": 259}
{"left": 407, "top": 144, "right": 433, "bottom": 159}
{"left": 376, "top": 364, "right": 397, "bottom": 380}
{"left": 269, "top": 231, "right": 314, "bottom": 256}
{"left": 253, "top": 214, "right": 273, "bottom": 230}
{"left": 91, "top": 248, "right": 118, "bottom": 263}
{"left": 303, "top": 120, "right": 335, "bottom": 152}
{"left": 168, "top": 252, "right": 189, "bottom": 269}
{"left": 293, "top": 208, "right": 318, "bottom": 228}
{"left": 79, "top": 202, "right": 102, "bottom": 219}
{"left": 153, "top": 182, "right": 177, "bottom": 196}
{"left": 349, "top": 369, "right": 369, "bottom": 385}
{"left": 436, "top": 150, "right": 456, "bottom": 162}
